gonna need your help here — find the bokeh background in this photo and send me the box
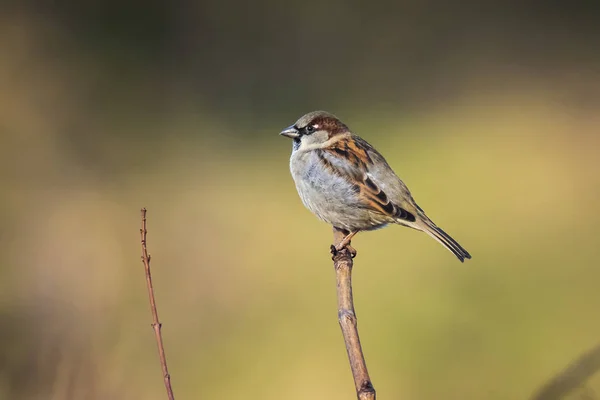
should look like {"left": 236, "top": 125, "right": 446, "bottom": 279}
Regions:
{"left": 1, "top": 1, "right": 600, "bottom": 399}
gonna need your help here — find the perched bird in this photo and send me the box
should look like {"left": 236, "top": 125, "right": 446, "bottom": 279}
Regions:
{"left": 280, "top": 111, "right": 471, "bottom": 262}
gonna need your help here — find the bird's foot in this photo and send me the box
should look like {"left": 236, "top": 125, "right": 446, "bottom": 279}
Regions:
{"left": 345, "top": 244, "right": 357, "bottom": 258}
{"left": 331, "top": 229, "right": 358, "bottom": 258}
{"left": 330, "top": 243, "right": 357, "bottom": 258}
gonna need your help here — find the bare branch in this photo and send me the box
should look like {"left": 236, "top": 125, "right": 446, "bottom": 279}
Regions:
{"left": 140, "top": 208, "right": 175, "bottom": 400}
{"left": 532, "top": 343, "right": 600, "bottom": 400}
{"left": 332, "top": 228, "right": 376, "bottom": 400}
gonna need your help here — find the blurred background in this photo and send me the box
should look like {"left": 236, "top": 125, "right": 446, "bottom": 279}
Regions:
{"left": 1, "top": 1, "right": 600, "bottom": 399}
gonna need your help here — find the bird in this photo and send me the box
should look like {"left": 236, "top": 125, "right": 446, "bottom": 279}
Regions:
{"left": 280, "top": 110, "right": 471, "bottom": 262}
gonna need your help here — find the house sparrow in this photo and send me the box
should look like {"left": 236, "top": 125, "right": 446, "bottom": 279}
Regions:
{"left": 280, "top": 110, "right": 471, "bottom": 262}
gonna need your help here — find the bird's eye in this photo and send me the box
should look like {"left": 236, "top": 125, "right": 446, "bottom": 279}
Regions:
{"left": 306, "top": 125, "right": 315, "bottom": 134}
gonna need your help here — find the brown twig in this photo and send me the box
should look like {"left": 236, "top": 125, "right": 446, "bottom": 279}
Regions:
{"left": 531, "top": 343, "right": 600, "bottom": 400}
{"left": 332, "top": 228, "right": 376, "bottom": 400}
{"left": 140, "top": 208, "right": 175, "bottom": 400}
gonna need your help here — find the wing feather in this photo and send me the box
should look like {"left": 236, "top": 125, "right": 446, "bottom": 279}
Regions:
{"left": 317, "top": 136, "right": 416, "bottom": 223}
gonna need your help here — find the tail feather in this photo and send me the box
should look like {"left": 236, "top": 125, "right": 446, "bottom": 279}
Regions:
{"left": 418, "top": 220, "right": 472, "bottom": 262}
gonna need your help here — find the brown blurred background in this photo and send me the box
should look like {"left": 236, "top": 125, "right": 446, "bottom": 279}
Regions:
{"left": 1, "top": 1, "right": 600, "bottom": 399}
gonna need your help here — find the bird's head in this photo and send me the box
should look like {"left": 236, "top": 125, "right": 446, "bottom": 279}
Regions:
{"left": 280, "top": 111, "right": 349, "bottom": 149}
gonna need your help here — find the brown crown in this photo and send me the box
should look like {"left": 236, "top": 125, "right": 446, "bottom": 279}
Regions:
{"left": 309, "top": 114, "right": 349, "bottom": 137}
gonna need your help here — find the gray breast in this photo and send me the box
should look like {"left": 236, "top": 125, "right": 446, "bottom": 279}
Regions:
{"left": 289, "top": 150, "right": 387, "bottom": 231}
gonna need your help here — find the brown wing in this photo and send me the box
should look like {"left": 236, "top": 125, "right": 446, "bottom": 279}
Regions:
{"left": 317, "top": 136, "right": 416, "bottom": 223}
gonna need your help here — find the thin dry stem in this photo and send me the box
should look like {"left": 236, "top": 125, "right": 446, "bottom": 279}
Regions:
{"left": 531, "top": 343, "right": 600, "bottom": 400}
{"left": 332, "top": 228, "right": 376, "bottom": 400}
{"left": 140, "top": 208, "right": 175, "bottom": 400}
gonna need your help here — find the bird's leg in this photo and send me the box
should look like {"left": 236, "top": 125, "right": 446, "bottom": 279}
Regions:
{"left": 336, "top": 231, "right": 357, "bottom": 252}
{"left": 332, "top": 228, "right": 358, "bottom": 257}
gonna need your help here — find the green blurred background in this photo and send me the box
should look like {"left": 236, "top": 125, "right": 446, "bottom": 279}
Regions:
{"left": 1, "top": 1, "right": 600, "bottom": 399}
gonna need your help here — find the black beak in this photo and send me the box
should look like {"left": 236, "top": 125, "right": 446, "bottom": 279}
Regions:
{"left": 280, "top": 125, "right": 300, "bottom": 139}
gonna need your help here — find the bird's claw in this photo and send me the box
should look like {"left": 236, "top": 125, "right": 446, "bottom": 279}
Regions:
{"left": 346, "top": 244, "right": 357, "bottom": 258}
{"left": 331, "top": 243, "right": 357, "bottom": 258}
